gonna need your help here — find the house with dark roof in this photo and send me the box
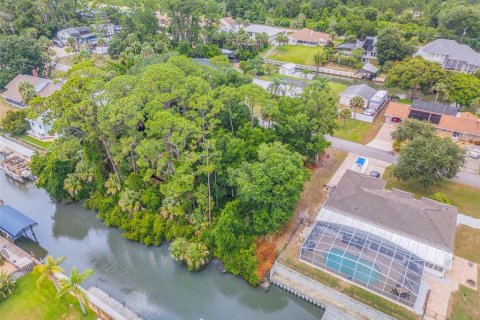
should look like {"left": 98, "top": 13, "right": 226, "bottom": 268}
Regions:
{"left": 384, "top": 100, "right": 480, "bottom": 142}
{"left": 57, "top": 26, "right": 96, "bottom": 44}
{"left": 415, "top": 39, "right": 480, "bottom": 74}
{"left": 288, "top": 28, "right": 331, "bottom": 46}
{"left": 336, "top": 36, "right": 377, "bottom": 62}
{"left": 301, "top": 170, "right": 458, "bottom": 313}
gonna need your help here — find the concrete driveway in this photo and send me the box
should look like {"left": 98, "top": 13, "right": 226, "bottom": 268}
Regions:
{"left": 367, "top": 122, "right": 398, "bottom": 152}
{"left": 328, "top": 153, "right": 391, "bottom": 186}
{"left": 463, "top": 147, "right": 480, "bottom": 174}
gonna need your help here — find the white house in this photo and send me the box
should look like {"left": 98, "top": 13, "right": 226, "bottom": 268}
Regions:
{"left": 414, "top": 39, "right": 480, "bottom": 74}
{"left": 219, "top": 17, "right": 239, "bottom": 33}
{"left": 279, "top": 63, "right": 296, "bottom": 75}
{"left": 339, "top": 84, "right": 377, "bottom": 109}
{"left": 27, "top": 116, "right": 58, "bottom": 140}
{"left": 242, "top": 24, "right": 286, "bottom": 43}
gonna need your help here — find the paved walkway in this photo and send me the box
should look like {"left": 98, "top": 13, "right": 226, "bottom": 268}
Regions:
{"left": 271, "top": 262, "right": 395, "bottom": 320}
{"left": 366, "top": 122, "right": 398, "bottom": 151}
{"left": 327, "top": 135, "right": 480, "bottom": 188}
{"left": 457, "top": 213, "right": 480, "bottom": 229}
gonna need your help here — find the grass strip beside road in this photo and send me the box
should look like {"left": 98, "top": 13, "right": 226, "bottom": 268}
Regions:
{"left": 383, "top": 166, "right": 480, "bottom": 218}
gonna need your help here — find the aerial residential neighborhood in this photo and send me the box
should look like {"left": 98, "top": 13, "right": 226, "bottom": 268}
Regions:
{"left": 0, "top": 1, "right": 479, "bottom": 320}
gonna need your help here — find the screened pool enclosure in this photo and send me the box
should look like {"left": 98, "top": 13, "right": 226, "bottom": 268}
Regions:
{"left": 300, "top": 221, "right": 426, "bottom": 308}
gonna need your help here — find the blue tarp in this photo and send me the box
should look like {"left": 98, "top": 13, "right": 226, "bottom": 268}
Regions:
{"left": 356, "top": 157, "right": 366, "bottom": 165}
{"left": 0, "top": 205, "right": 38, "bottom": 240}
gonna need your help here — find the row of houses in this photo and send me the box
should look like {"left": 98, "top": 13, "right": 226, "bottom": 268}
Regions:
{"left": 220, "top": 16, "right": 480, "bottom": 74}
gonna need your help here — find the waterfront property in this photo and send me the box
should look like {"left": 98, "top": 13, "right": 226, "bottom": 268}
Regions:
{"left": 384, "top": 100, "right": 480, "bottom": 142}
{"left": 336, "top": 36, "right": 378, "bottom": 62}
{"left": 414, "top": 39, "right": 480, "bottom": 74}
{"left": 300, "top": 170, "right": 458, "bottom": 314}
{"left": 288, "top": 28, "right": 331, "bottom": 46}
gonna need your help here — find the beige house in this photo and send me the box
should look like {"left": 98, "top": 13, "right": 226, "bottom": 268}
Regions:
{"left": 288, "top": 28, "right": 331, "bottom": 46}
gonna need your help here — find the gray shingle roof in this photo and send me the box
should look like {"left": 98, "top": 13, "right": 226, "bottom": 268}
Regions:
{"left": 340, "top": 84, "right": 377, "bottom": 100}
{"left": 419, "top": 39, "right": 480, "bottom": 67}
{"left": 362, "top": 62, "right": 378, "bottom": 74}
{"left": 324, "top": 170, "right": 458, "bottom": 252}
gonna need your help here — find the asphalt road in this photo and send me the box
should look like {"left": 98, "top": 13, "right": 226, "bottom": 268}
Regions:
{"left": 326, "top": 135, "right": 480, "bottom": 188}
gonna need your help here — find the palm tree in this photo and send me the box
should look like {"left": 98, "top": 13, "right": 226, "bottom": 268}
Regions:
{"left": 18, "top": 81, "right": 37, "bottom": 105}
{"left": 302, "top": 69, "right": 310, "bottom": 79}
{"left": 338, "top": 108, "right": 352, "bottom": 127}
{"left": 57, "top": 268, "right": 94, "bottom": 316}
{"left": 169, "top": 238, "right": 189, "bottom": 261}
{"left": 349, "top": 96, "right": 364, "bottom": 119}
{"left": 185, "top": 242, "right": 209, "bottom": 271}
{"left": 313, "top": 51, "right": 323, "bottom": 77}
{"left": 34, "top": 255, "right": 66, "bottom": 292}
{"left": 432, "top": 82, "right": 449, "bottom": 102}
{"left": 268, "top": 77, "right": 285, "bottom": 97}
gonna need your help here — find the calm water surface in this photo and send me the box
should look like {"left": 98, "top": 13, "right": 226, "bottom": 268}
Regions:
{"left": 0, "top": 172, "right": 323, "bottom": 320}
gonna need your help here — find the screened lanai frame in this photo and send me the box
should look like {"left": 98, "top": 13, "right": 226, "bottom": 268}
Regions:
{"left": 300, "top": 221, "right": 426, "bottom": 308}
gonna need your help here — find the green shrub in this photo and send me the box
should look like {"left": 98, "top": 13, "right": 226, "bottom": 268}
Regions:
{"left": 431, "top": 192, "right": 452, "bottom": 205}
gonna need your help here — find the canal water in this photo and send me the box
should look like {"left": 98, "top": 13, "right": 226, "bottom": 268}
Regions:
{"left": 0, "top": 172, "right": 324, "bottom": 320}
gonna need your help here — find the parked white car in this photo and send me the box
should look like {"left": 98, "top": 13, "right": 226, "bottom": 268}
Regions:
{"left": 468, "top": 147, "right": 480, "bottom": 159}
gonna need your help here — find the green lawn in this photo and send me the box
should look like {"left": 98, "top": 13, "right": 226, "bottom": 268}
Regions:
{"left": 0, "top": 272, "right": 97, "bottom": 320}
{"left": 19, "top": 134, "right": 52, "bottom": 149}
{"left": 448, "top": 267, "right": 480, "bottom": 320}
{"left": 268, "top": 45, "right": 325, "bottom": 66}
{"left": 333, "top": 118, "right": 372, "bottom": 143}
{"left": 383, "top": 166, "right": 480, "bottom": 218}
{"left": 329, "top": 82, "right": 347, "bottom": 97}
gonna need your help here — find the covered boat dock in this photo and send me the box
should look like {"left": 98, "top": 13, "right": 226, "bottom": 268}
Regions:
{"left": 0, "top": 204, "right": 38, "bottom": 242}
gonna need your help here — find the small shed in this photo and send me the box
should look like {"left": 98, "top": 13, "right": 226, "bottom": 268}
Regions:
{"left": 0, "top": 205, "right": 38, "bottom": 241}
{"left": 221, "top": 48, "right": 235, "bottom": 58}
{"left": 279, "top": 63, "right": 296, "bottom": 75}
{"left": 361, "top": 62, "right": 378, "bottom": 79}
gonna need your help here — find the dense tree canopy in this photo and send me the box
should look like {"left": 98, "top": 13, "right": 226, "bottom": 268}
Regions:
{"left": 0, "top": 35, "right": 46, "bottom": 87}
{"left": 392, "top": 121, "right": 465, "bottom": 188}
{"left": 29, "top": 55, "right": 335, "bottom": 283}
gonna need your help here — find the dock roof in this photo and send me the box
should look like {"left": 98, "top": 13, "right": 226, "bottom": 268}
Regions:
{"left": 0, "top": 205, "right": 38, "bottom": 240}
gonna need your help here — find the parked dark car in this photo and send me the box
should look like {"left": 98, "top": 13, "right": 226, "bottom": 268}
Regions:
{"left": 369, "top": 171, "right": 381, "bottom": 178}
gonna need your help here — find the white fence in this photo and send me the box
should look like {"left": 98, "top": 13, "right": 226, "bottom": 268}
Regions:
{"left": 351, "top": 113, "right": 375, "bottom": 123}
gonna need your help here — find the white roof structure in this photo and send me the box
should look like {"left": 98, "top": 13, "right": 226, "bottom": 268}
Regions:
{"left": 317, "top": 208, "right": 453, "bottom": 269}
{"left": 243, "top": 24, "right": 283, "bottom": 37}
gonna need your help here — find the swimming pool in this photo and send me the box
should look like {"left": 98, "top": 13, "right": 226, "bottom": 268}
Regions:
{"left": 325, "top": 248, "right": 380, "bottom": 285}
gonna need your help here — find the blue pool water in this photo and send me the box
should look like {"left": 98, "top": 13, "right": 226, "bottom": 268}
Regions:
{"left": 325, "top": 248, "right": 380, "bottom": 285}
